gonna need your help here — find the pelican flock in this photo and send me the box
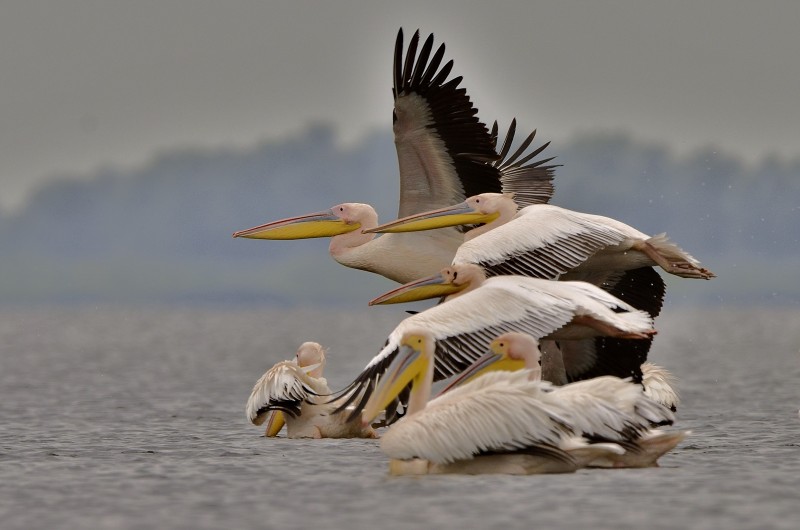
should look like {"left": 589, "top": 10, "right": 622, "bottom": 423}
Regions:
{"left": 237, "top": 28, "right": 707, "bottom": 475}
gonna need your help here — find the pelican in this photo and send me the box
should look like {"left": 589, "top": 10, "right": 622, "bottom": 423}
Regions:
{"left": 366, "top": 192, "right": 716, "bottom": 281}
{"left": 232, "top": 29, "right": 556, "bottom": 284}
{"left": 246, "top": 341, "right": 376, "bottom": 439}
{"left": 334, "top": 264, "right": 656, "bottom": 422}
{"left": 362, "top": 263, "right": 655, "bottom": 387}
{"left": 360, "top": 329, "right": 628, "bottom": 475}
{"left": 437, "top": 332, "right": 688, "bottom": 468}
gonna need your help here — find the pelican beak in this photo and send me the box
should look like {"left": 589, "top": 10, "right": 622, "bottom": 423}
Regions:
{"left": 363, "top": 201, "right": 499, "bottom": 234}
{"left": 436, "top": 351, "right": 525, "bottom": 396}
{"left": 264, "top": 411, "right": 286, "bottom": 437}
{"left": 369, "top": 272, "right": 465, "bottom": 305}
{"left": 361, "top": 344, "right": 425, "bottom": 426}
{"left": 233, "top": 210, "right": 360, "bottom": 240}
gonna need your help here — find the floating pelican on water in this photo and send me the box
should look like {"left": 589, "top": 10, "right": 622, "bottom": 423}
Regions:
{"left": 233, "top": 30, "right": 556, "bottom": 284}
{"left": 335, "top": 266, "right": 656, "bottom": 422}
{"left": 437, "top": 332, "right": 688, "bottom": 468}
{"left": 246, "top": 342, "right": 376, "bottom": 439}
{"left": 360, "top": 329, "right": 630, "bottom": 475}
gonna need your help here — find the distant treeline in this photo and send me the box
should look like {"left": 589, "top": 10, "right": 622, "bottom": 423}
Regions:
{"left": 1, "top": 124, "right": 797, "bottom": 306}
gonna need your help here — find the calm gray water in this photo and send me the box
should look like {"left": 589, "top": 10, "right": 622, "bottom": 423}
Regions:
{"left": 1, "top": 305, "right": 798, "bottom": 529}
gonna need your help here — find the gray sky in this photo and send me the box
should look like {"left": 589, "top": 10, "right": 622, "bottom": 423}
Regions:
{"left": 2, "top": 0, "right": 799, "bottom": 212}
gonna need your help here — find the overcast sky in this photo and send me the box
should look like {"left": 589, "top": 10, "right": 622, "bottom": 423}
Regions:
{"left": 2, "top": 1, "right": 798, "bottom": 211}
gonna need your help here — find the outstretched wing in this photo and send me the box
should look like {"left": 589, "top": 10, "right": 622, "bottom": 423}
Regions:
{"left": 491, "top": 119, "right": 559, "bottom": 208}
{"left": 458, "top": 205, "right": 634, "bottom": 280}
{"left": 555, "top": 267, "right": 666, "bottom": 383}
{"left": 246, "top": 361, "right": 323, "bottom": 424}
{"left": 393, "top": 29, "right": 501, "bottom": 218}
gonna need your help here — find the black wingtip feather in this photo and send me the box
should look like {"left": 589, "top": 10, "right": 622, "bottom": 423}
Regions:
{"left": 410, "top": 33, "right": 434, "bottom": 87}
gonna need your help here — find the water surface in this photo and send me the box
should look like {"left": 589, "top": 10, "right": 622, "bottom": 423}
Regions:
{"left": 1, "top": 306, "right": 798, "bottom": 529}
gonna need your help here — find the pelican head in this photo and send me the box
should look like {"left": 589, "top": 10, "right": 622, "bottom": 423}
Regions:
{"left": 369, "top": 263, "right": 487, "bottom": 305}
{"left": 295, "top": 341, "right": 326, "bottom": 379}
{"left": 438, "top": 332, "right": 540, "bottom": 394}
{"left": 364, "top": 193, "right": 515, "bottom": 234}
{"left": 233, "top": 203, "right": 377, "bottom": 240}
{"left": 361, "top": 328, "right": 435, "bottom": 426}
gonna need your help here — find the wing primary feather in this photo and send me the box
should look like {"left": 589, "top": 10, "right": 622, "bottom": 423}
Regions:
{"left": 402, "top": 30, "right": 420, "bottom": 88}
{"left": 430, "top": 59, "right": 454, "bottom": 87}
{"left": 497, "top": 118, "right": 517, "bottom": 161}
{"left": 502, "top": 124, "right": 535, "bottom": 167}
{"left": 410, "top": 33, "right": 434, "bottom": 87}
{"left": 419, "top": 43, "right": 446, "bottom": 87}
{"left": 393, "top": 29, "right": 404, "bottom": 99}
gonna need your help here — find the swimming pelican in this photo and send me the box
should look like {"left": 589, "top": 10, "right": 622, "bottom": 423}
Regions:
{"left": 246, "top": 341, "right": 376, "bottom": 439}
{"left": 366, "top": 192, "right": 716, "bottom": 281}
{"left": 360, "top": 329, "right": 628, "bottom": 475}
{"left": 334, "top": 265, "right": 656, "bottom": 422}
{"left": 439, "top": 332, "right": 688, "bottom": 468}
{"left": 232, "top": 29, "right": 556, "bottom": 284}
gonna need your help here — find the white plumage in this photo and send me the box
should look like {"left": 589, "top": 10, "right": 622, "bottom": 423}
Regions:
{"left": 642, "top": 361, "right": 681, "bottom": 411}
{"left": 440, "top": 331, "right": 688, "bottom": 468}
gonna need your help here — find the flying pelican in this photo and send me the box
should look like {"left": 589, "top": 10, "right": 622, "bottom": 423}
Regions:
{"left": 363, "top": 263, "right": 655, "bottom": 389}
{"left": 360, "top": 329, "right": 628, "bottom": 475}
{"left": 443, "top": 332, "right": 688, "bottom": 467}
{"left": 365, "top": 192, "right": 716, "bottom": 282}
{"left": 246, "top": 341, "right": 376, "bottom": 439}
{"left": 334, "top": 265, "right": 656, "bottom": 423}
{"left": 232, "top": 29, "right": 557, "bottom": 284}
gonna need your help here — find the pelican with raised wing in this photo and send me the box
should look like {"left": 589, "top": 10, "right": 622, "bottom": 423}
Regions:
{"left": 232, "top": 29, "right": 556, "bottom": 284}
{"left": 334, "top": 265, "right": 656, "bottom": 423}
{"left": 440, "top": 332, "right": 688, "bottom": 468}
{"left": 246, "top": 341, "right": 376, "bottom": 439}
{"left": 360, "top": 329, "right": 628, "bottom": 475}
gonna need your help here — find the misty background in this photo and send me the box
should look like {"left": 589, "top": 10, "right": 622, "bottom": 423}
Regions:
{"left": 2, "top": 1, "right": 798, "bottom": 308}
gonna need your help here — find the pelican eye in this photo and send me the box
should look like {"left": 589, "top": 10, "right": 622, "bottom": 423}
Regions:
{"left": 452, "top": 272, "right": 458, "bottom": 280}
